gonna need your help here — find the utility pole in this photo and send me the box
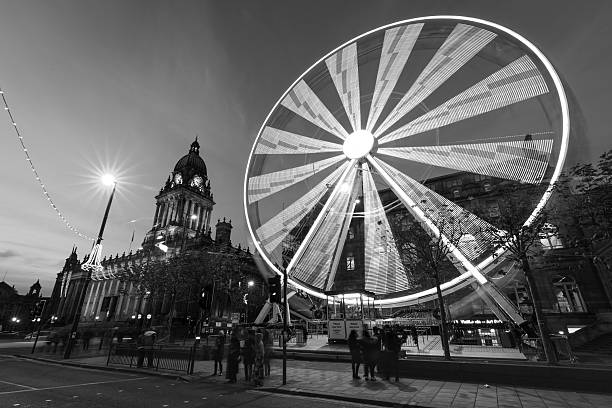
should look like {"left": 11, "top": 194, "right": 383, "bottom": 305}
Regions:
{"left": 282, "top": 263, "right": 288, "bottom": 385}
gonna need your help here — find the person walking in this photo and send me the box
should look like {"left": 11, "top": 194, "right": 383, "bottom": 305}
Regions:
{"left": 263, "top": 328, "right": 273, "bottom": 376}
{"left": 226, "top": 331, "right": 240, "bottom": 383}
{"left": 372, "top": 327, "right": 382, "bottom": 378}
{"left": 348, "top": 330, "right": 361, "bottom": 379}
{"left": 410, "top": 326, "right": 419, "bottom": 350}
{"left": 242, "top": 330, "right": 255, "bottom": 382}
{"left": 82, "top": 330, "right": 92, "bottom": 351}
{"left": 360, "top": 329, "right": 378, "bottom": 381}
{"left": 213, "top": 330, "right": 225, "bottom": 376}
{"left": 384, "top": 327, "right": 402, "bottom": 382}
{"left": 136, "top": 331, "right": 145, "bottom": 368}
{"left": 253, "top": 332, "right": 265, "bottom": 386}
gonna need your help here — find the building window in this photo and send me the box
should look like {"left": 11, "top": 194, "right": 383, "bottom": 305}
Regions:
{"left": 453, "top": 189, "right": 461, "bottom": 198}
{"left": 539, "top": 223, "right": 563, "bottom": 249}
{"left": 400, "top": 217, "right": 410, "bottom": 231}
{"left": 348, "top": 228, "right": 355, "bottom": 240}
{"left": 552, "top": 276, "right": 586, "bottom": 313}
{"left": 510, "top": 285, "right": 532, "bottom": 314}
{"left": 346, "top": 254, "right": 355, "bottom": 271}
{"left": 488, "top": 202, "right": 500, "bottom": 218}
{"left": 483, "top": 182, "right": 492, "bottom": 192}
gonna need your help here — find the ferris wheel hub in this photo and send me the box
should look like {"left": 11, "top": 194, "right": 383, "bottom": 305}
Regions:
{"left": 343, "top": 129, "right": 375, "bottom": 159}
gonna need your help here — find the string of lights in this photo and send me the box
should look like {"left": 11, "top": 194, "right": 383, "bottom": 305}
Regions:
{"left": 0, "top": 87, "right": 94, "bottom": 241}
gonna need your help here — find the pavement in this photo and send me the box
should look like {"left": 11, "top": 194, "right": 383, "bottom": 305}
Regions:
{"left": 13, "top": 352, "right": 612, "bottom": 408}
{"left": 0, "top": 355, "right": 359, "bottom": 408}
{"left": 282, "top": 334, "right": 526, "bottom": 360}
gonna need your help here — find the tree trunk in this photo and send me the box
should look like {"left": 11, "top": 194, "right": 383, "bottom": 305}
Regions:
{"left": 167, "top": 292, "right": 176, "bottom": 342}
{"left": 434, "top": 273, "right": 451, "bottom": 360}
{"left": 521, "top": 256, "right": 557, "bottom": 364}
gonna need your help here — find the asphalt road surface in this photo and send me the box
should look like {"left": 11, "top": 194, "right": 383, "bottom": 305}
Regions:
{"left": 0, "top": 355, "right": 366, "bottom": 408}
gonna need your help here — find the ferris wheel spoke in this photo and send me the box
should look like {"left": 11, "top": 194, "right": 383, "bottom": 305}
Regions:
{"left": 365, "top": 24, "right": 423, "bottom": 132}
{"left": 374, "top": 24, "right": 496, "bottom": 137}
{"left": 362, "top": 162, "right": 411, "bottom": 294}
{"left": 255, "top": 162, "right": 350, "bottom": 254}
{"left": 247, "top": 155, "right": 345, "bottom": 203}
{"left": 378, "top": 137, "right": 554, "bottom": 184}
{"left": 287, "top": 160, "right": 358, "bottom": 288}
{"left": 255, "top": 126, "right": 343, "bottom": 155}
{"left": 378, "top": 55, "right": 549, "bottom": 145}
{"left": 326, "top": 43, "right": 361, "bottom": 132}
{"left": 281, "top": 80, "right": 349, "bottom": 141}
{"left": 368, "top": 155, "right": 499, "bottom": 263}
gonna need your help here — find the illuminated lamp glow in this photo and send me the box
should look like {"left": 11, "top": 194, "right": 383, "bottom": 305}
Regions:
{"left": 101, "top": 174, "right": 116, "bottom": 186}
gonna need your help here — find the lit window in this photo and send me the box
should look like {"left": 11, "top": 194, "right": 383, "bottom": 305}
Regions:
{"left": 346, "top": 254, "right": 355, "bottom": 271}
{"left": 539, "top": 223, "right": 563, "bottom": 249}
{"left": 553, "top": 276, "right": 586, "bottom": 313}
{"left": 510, "top": 285, "right": 532, "bottom": 314}
{"left": 348, "top": 228, "right": 355, "bottom": 240}
{"left": 483, "top": 182, "right": 492, "bottom": 192}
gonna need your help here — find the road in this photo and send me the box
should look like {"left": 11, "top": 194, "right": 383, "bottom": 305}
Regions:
{"left": 0, "top": 355, "right": 365, "bottom": 408}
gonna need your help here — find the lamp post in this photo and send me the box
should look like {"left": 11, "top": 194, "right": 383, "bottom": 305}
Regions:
{"left": 247, "top": 280, "right": 254, "bottom": 323}
{"left": 182, "top": 214, "right": 198, "bottom": 251}
{"left": 64, "top": 174, "right": 117, "bottom": 359}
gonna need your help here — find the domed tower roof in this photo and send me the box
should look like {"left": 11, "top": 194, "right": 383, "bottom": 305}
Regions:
{"left": 173, "top": 137, "right": 207, "bottom": 180}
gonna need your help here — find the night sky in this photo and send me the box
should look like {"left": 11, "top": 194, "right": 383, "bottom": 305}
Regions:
{"left": 1, "top": 0, "right": 611, "bottom": 294}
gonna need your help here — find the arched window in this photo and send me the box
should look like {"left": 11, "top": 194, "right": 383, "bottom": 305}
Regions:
{"left": 552, "top": 275, "right": 586, "bottom": 313}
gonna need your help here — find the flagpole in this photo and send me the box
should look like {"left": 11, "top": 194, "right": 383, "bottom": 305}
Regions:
{"left": 129, "top": 229, "right": 135, "bottom": 252}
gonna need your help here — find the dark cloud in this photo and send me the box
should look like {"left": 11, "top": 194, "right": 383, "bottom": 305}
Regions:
{"left": 0, "top": 249, "right": 18, "bottom": 258}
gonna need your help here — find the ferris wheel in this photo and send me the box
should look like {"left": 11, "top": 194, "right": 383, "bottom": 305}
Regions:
{"left": 244, "top": 16, "right": 569, "bottom": 308}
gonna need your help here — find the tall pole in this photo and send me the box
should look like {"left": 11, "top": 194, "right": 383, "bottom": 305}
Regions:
{"left": 64, "top": 182, "right": 116, "bottom": 359}
{"left": 31, "top": 300, "right": 47, "bottom": 354}
{"left": 282, "top": 266, "right": 288, "bottom": 385}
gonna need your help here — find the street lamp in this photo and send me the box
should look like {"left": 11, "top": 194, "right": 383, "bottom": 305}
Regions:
{"left": 64, "top": 175, "right": 117, "bottom": 359}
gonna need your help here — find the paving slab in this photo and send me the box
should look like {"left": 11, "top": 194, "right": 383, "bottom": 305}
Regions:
{"left": 18, "top": 353, "right": 612, "bottom": 408}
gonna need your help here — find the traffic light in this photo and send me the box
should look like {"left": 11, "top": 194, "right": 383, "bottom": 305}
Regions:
{"left": 268, "top": 276, "right": 281, "bottom": 303}
{"left": 198, "top": 285, "right": 213, "bottom": 310}
{"left": 32, "top": 301, "right": 44, "bottom": 317}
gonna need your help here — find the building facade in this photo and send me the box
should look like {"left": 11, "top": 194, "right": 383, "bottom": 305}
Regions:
{"left": 50, "top": 138, "right": 261, "bottom": 330}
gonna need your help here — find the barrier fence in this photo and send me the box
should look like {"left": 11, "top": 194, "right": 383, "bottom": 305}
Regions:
{"left": 107, "top": 343, "right": 196, "bottom": 374}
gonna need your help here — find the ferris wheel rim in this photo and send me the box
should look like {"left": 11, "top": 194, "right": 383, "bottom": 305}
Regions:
{"left": 243, "top": 15, "right": 570, "bottom": 304}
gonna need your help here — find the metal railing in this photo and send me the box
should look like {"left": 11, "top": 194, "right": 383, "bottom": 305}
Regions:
{"left": 107, "top": 343, "right": 196, "bottom": 374}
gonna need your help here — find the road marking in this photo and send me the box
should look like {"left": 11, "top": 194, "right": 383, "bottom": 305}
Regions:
{"left": 0, "top": 379, "right": 37, "bottom": 390}
{"left": 0, "top": 377, "right": 147, "bottom": 395}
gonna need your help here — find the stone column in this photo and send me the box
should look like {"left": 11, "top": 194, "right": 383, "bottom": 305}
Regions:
{"left": 162, "top": 201, "right": 169, "bottom": 227}
{"left": 153, "top": 203, "right": 161, "bottom": 226}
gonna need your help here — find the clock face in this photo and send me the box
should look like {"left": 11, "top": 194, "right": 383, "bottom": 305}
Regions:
{"left": 191, "top": 175, "right": 203, "bottom": 188}
{"left": 174, "top": 173, "right": 183, "bottom": 184}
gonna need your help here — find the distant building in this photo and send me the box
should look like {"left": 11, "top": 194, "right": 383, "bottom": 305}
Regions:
{"left": 0, "top": 279, "right": 47, "bottom": 332}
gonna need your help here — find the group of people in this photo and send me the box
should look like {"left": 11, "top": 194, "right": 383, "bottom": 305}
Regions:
{"left": 212, "top": 328, "right": 273, "bottom": 387}
{"left": 348, "top": 326, "right": 407, "bottom": 382}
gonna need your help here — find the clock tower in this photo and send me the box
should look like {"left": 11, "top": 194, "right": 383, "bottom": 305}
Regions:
{"left": 142, "top": 137, "right": 214, "bottom": 252}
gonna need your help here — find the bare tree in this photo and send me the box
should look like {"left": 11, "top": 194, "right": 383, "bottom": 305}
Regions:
{"left": 475, "top": 183, "right": 557, "bottom": 363}
{"left": 125, "top": 250, "right": 265, "bottom": 334}
{"left": 554, "top": 150, "right": 612, "bottom": 246}
{"left": 394, "top": 208, "right": 469, "bottom": 360}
